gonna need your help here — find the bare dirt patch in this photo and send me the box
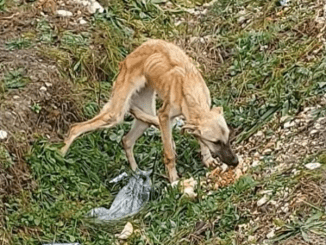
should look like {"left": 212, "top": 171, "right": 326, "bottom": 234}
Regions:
{"left": 0, "top": 4, "right": 82, "bottom": 203}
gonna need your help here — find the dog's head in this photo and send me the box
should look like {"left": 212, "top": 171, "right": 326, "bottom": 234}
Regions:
{"left": 182, "top": 106, "right": 238, "bottom": 166}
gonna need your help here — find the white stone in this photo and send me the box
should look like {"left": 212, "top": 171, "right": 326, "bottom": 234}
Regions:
{"left": 254, "top": 152, "right": 260, "bottom": 158}
{"left": 116, "top": 222, "right": 133, "bottom": 239}
{"left": 255, "top": 131, "right": 264, "bottom": 137}
{"left": 13, "top": 95, "right": 20, "bottom": 100}
{"left": 0, "top": 130, "right": 8, "bottom": 140}
{"left": 305, "top": 162, "right": 321, "bottom": 170}
{"left": 201, "top": 9, "right": 208, "bottom": 15}
{"left": 281, "top": 206, "right": 289, "bottom": 213}
{"left": 252, "top": 160, "right": 260, "bottom": 167}
{"left": 259, "top": 190, "right": 273, "bottom": 195}
{"left": 280, "top": 115, "right": 291, "bottom": 123}
{"left": 238, "top": 16, "right": 246, "bottom": 23}
{"left": 74, "top": 0, "right": 91, "bottom": 6}
{"left": 45, "top": 82, "right": 52, "bottom": 87}
{"left": 186, "top": 8, "right": 195, "bottom": 14}
{"left": 56, "top": 10, "right": 73, "bottom": 17}
{"left": 87, "top": 0, "right": 104, "bottom": 14}
{"left": 267, "top": 229, "right": 275, "bottom": 239}
{"left": 203, "top": 0, "right": 218, "bottom": 7}
{"left": 263, "top": 148, "right": 272, "bottom": 155}
{"left": 40, "top": 86, "right": 47, "bottom": 92}
{"left": 310, "top": 129, "right": 318, "bottom": 135}
{"left": 79, "top": 18, "right": 87, "bottom": 25}
{"left": 284, "top": 121, "right": 295, "bottom": 129}
{"left": 174, "top": 20, "right": 182, "bottom": 26}
{"left": 257, "top": 196, "right": 268, "bottom": 206}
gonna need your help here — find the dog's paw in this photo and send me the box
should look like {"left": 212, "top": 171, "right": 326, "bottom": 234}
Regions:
{"left": 202, "top": 157, "right": 219, "bottom": 168}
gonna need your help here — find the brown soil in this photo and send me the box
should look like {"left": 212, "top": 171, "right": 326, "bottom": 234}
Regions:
{"left": 0, "top": 3, "right": 84, "bottom": 204}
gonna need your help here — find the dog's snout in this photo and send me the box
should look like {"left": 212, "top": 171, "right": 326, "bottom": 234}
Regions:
{"left": 231, "top": 155, "right": 239, "bottom": 166}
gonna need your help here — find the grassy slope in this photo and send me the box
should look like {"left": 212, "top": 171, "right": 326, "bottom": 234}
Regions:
{"left": 1, "top": 0, "right": 326, "bottom": 244}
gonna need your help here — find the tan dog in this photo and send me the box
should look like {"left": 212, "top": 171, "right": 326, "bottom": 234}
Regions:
{"left": 61, "top": 39, "right": 238, "bottom": 183}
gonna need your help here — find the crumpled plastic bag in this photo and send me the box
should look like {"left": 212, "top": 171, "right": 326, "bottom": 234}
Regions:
{"left": 87, "top": 169, "right": 152, "bottom": 222}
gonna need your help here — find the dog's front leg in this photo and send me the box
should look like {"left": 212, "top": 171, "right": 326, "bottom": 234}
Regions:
{"left": 199, "top": 141, "right": 219, "bottom": 168}
{"left": 158, "top": 109, "right": 178, "bottom": 183}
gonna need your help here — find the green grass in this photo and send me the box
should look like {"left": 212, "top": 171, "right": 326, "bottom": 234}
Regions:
{"left": 2, "top": 0, "right": 326, "bottom": 244}
{"left": 5, "top": 38, "right": 32, "bottom": 51}
{"left": 0, "top": 0, "right": 6, "bottom": 11}
{"left": 0, "top": 68, "right": 30, "bottom": 91}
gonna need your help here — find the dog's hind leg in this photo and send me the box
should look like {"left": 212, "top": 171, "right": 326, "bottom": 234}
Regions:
{"left": 122, "top": 86, "right": 156, "bottom": 170}
{"left": 60, "top": 109, "right": 124, "bottom": 155}
{"left": 122, "top": 120, "right": 149, "bottom": 170}
{"left": 61, "top": 67, "right": 146, "bottom": 155}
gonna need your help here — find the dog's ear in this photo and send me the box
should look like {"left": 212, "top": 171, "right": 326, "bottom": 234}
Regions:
{"left": 212, "top": 106, "right": 223, "bottom": 115}
{"left": 181, "top": 124, "right": 201, "bottom": 137}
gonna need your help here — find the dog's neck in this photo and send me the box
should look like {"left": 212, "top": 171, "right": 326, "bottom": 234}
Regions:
{"left": 182, "top": 91, "right": 211, "bottom": 125}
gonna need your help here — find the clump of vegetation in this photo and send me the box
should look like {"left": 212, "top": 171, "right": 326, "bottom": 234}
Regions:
{"left": 1, "top": 68, "right": 30, "bottom": 90}
{"left": 5, "top": 38, "right": 32, "bottom": 50}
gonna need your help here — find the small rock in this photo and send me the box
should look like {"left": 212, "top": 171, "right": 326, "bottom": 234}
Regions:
{"left": 263, "top": 148, "right": 272, "bottom": 155}
{"left": 281, "top": 205, "right": 289, "bottom": 213}
{"left": 116, "top": 222, "right": 133, "bottom": 240}
{"left": 203, "top": 0, "right": 218, "bottom": 7}
{"left": 252, "top": 160, "right": 260, "bottom": 167}
{"left": 174, "top": 20, "right": 182, "bottom": 26}
{"left": 275, "top": 141, "right": 282, "bottom": 151}
{"left": 280, "top": 115, "right": 291, "bottom": 123}
{"left": 201, "top": 9, "right": 208, "bottom": 15}
{"left": 183, "top": 177, "right": 197, "bottom": 198}
{"left": 253, "top": 152, "right": 260, "bottom": 158}
{"left": 248, "top": 235, "right": 256, "bottom": 241}
{"left": 79, "top": 18, "right": 87, "bottom": 25}
{"left": 259, "top": 190, "right": 273, "bottom": 195}
{"left": 56, "top": 10, "right": 73, "bottom": 17}
{"left": 40, "top": 86, "right": 47, "bottom": 92}
{"left": 292, "top": 169, "right": 299, "bottom": 175}
{"left": 316, "top": 117, "right": 325, "bottom": 124}
{"left": 0, "top": 130, "right": 8, "bottom": 140}
{"left": 255, "top": 131, "right": 264, "bottom": 137}
{"left": 305, "top": 162, "right": 321, "bottom": 170}
{"left": 269, "top": 200, "right": 277, "bottom": 206}
{"left": 234, "top": 168, "right": 242, "bottom": 180}
{"left": 284, "top": 121, "right": 295, "bottom": 129}
{"left": 186, "top": 8, "right": 195, "bottom": 14}
{"left": 74, "top": 0, "right": 91, "bottom": 6}
{"left": 13, "top": 95, "right": 20, "bottom": 100}
{"left": 237, "top": 16, "right": 246, "bottom": 23}
{"left": 88, "top": 0, "right": 104, "bottom": 14}
{"left": 267, "top": 229, "right": 275, "bottom": 239}
{"left": 257, "top": 195, "right": 268, "bottom": 206}
{"left": 4, "top": 112, "right": 13, "bottom": 120}
{"left": 280, "top": 0, "right": 288, "bottom": 6}
{"left": 45, "top": 82, "right": 52, "bottom": 87}
{"left": 310, "top": 129, "right": 318, "bottom": 135}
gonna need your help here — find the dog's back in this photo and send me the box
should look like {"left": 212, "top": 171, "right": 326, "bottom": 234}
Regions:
{"left": 116, "top": 39, "right": 210, "bottom": 107}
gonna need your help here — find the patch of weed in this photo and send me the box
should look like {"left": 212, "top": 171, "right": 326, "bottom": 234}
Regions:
{"left": 1, "top": 68, "right": 30, "bottom": 90}
{"left": 0, "top": 0, "right": 5, "bottom": 11}
{"left": 5, "top": 38, "right": 32, "bottom": 50}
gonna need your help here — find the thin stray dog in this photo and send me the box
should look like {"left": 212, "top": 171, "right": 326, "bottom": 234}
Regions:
{"left": 61, "top": 39, "right": 239, "bottom": 183}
